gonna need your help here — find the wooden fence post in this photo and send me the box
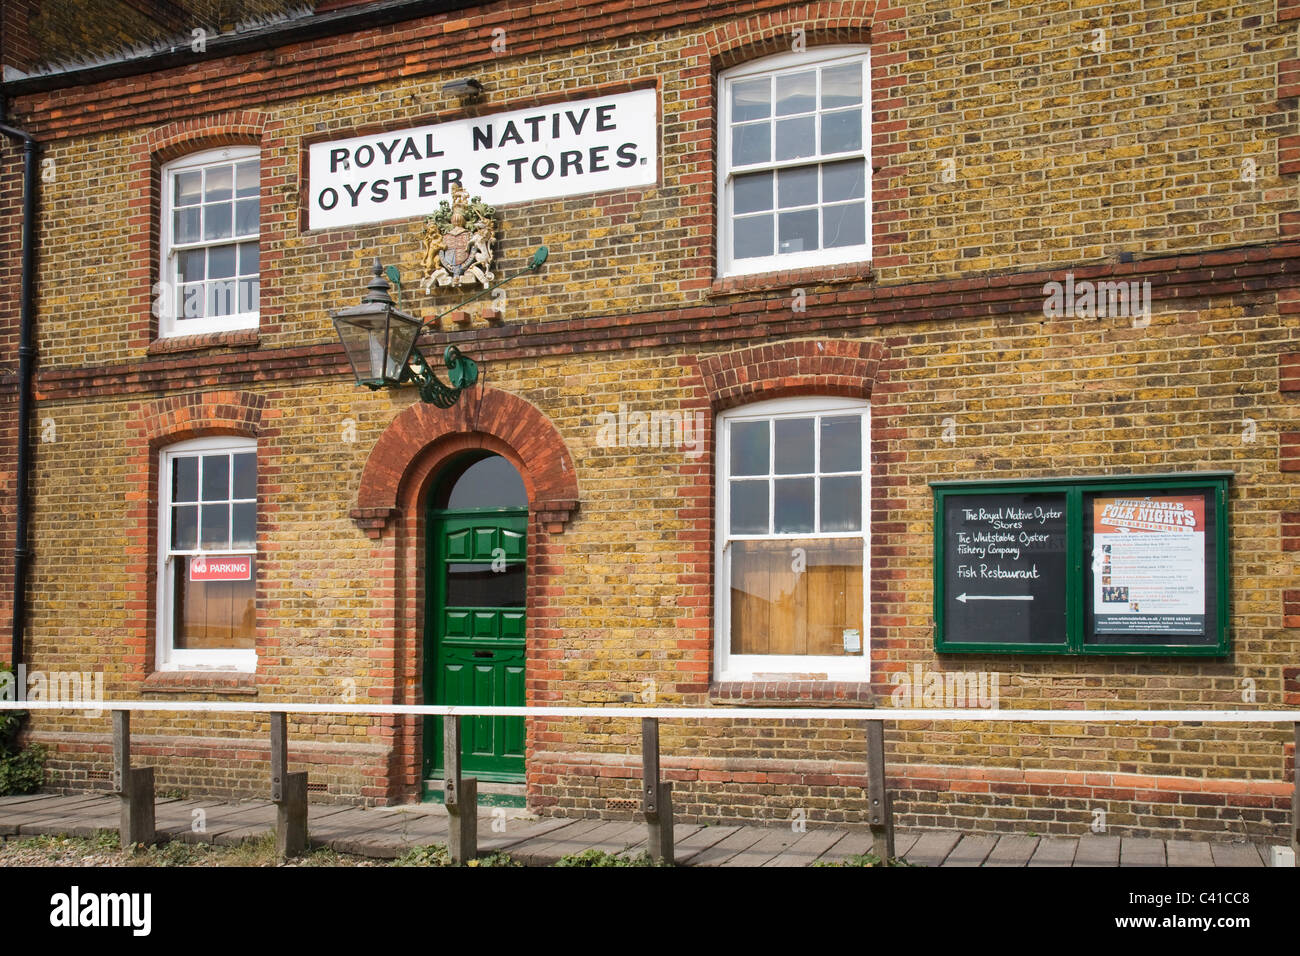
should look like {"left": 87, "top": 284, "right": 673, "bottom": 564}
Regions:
{"left": 444, "top": 714, "right": 478, "bottom": 864}
{"left": 642, "top": 717, "right": 674, "bottom": 864}
{"left": 270, "top": 712, "right": 308, "bottom": 859}
{"left": 865, "top": 719, "right": 895, "bottom": 863}
{"left": 111, "top": 710, "right": 155, "bottom": 848}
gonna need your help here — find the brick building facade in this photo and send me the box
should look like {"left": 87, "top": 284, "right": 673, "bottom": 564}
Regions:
{"left": 1, "top": 0, "right": 1298, "bottom": 841}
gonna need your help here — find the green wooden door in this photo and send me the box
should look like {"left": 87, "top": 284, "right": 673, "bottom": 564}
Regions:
{"left": 424, "top": 508, "right": 527, "bottom": 782}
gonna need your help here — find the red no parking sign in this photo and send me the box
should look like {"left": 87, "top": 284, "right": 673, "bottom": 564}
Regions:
{"left": 189, "top": 555, "right": 252, "bottom": 582}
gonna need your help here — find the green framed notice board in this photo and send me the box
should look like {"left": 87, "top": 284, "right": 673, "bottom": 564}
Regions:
{"left": 932, "top": 473, "right": 1231, "bottom": 656}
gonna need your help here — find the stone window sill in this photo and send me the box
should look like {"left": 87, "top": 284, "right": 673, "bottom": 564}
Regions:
{"left": 147, "top": 328, "right": 259, "bottom": 354}
{"left": 709, "top": 681, "right": 875, "bottom": 707}
{"left": 709, "top": 262, "right": 874, "bottom": 297}
{"left": 142, "top": 671, "right": 258, "bottom": 695}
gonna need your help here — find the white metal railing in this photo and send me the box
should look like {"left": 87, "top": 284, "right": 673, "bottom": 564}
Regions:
{"left": 2, "top": 701, "right": 1299, "bottom": 721}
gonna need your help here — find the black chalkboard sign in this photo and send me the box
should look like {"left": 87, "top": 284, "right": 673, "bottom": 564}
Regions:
{"left": 937, "top": 491, "right": 1068, "bottom": 648}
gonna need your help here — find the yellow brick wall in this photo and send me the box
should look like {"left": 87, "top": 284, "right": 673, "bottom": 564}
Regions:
{"left": 8, "top": 0, "right": 1300, "bottom": 838}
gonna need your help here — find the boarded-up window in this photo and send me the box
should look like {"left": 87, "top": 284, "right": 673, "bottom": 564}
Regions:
{"left": 730, "top": 538, "right": 863, "bottom": 656}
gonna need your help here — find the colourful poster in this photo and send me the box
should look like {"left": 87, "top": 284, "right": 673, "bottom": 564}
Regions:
{"left": 1091, "top": 495, "right": 1205, "bottom": 636}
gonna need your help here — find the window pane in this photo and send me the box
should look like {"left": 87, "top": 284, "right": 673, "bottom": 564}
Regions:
{"left": 201, "top": 454, "right": 229, "bottom": 500}
{"left": 174, "top": 170, "right": 202, "bottom": 206}
{"left": 232, "top": 452, "right": 256, "bottom": 499}
{"left": 823, "top": 202, "right": 866, "bottom": 248}
{"left": 775, "top": 70, "right": 816, "bottom": 116}
{"left": 820, "top": 416, "right": 862, "bottom": 472}
{"left": 823, "top": 159, "right": 866, "bottom": 202}
{"left": 178, "top": 249, "right": 206, "bottom": 283}
{"left": 235, "top": 160, "right": 259, "bottom": 197}
{"left": 821, "top": 63, "right": 863, "bottom": 108}
{"left": 204, "top": 203, "right": 233, "bottom": 241}
{"left": 446, "top": 563, "right": 526, "bottom": 608}
{"left": 174, "top": 207, "right": 200, "bottom": 244}
{"left": 200, "top": 503, "right": 230, "bottom": 549}
{"left": 820, "top": 476, "right": 862, "bottom": 532}
{"left": 778, "top": 208, "right": 818, "bottom": 254}
{"left": 730, "top": 78, "right": 770, "bottom": 122}
{"left": 774, "top": 418, "right": 814, "bottom": 474}
{"left": 171, "top": 504, "right": 198, "bottom": 550}
{"left": 180, "top": 283, "right": 204, "bottom": 318}
{"left": 204, "top": 164, "right": 233, "bottom": 201}
{"left": 173, "top": 560, "right": 256, "bottom": 650}
{"left": 435, "top": 454, "right": 528, "bottom": 509}
{"left": 730, "top": 480, "right": 769, "bottom": 535}
{"left": 777, "top": 166, "right": 818, "bottom": 209}
{"left": 730, "top": 420, "right": 769, "bottom": 475}
{"left": 731, "top": 121, "right": 771, "bottom": 166}
{"left": 208, "top": 280, "right": 237, "bottom": 316}
{"left": 730, "top": 538, "right": 863, "bottom": 656}
{"left": 774, "top": 477, "right": 814, "bottom": 533}
{"left": 208, "top": 244, "right": 237, "bottom": 279}
{"left": 172, "top": 456, "right": 199, "bottom": 502}
{"left": 774, "top": 116, "right": 815, "bottom": 160}
{"left": 820, "top": 108, "right": 862, "bottom": 153}
{"left": 231, "top": 502, "right": 256, "bottom": 550}
{"left": 734, "top": 214, "right": 773, "bottom": 259}
{"left": 733, "top": 171, "right": 773, "bottom": 215}
{"left": 235, "top": 198, "right": 258, "bottom": 236}
{"left": 238, "top": 278, "right": 259, "bottom": 314}
{"left": 239, "top": 241, "right": 259, "bottom": 275}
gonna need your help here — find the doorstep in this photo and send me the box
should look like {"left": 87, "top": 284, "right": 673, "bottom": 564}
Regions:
{"left": 422, "top": 779, "right": 527, "bottom": 808}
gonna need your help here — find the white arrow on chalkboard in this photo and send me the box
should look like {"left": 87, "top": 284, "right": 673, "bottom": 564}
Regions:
{"left": 956, "top": 593, "right": 1034, "bottom": 603}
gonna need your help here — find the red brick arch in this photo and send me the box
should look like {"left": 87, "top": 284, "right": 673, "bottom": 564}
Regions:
{"left": 351, "top": 386, "right": 579, "bottom": 537}
{"left": 696, "top": 338, "right": 885, "bottom": 411}
{"left": 143, "top": 109, "right": 267, "bottom": 163}
{"left": 704, "top": 1, "right": 880, "bottom": 68}
{"left": 136, "top": 389, "right": 267, "bottom": 446}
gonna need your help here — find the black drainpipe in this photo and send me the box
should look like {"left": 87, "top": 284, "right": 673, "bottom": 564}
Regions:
{"left": 0, "top": 102, "right": 38, "bottom": 672}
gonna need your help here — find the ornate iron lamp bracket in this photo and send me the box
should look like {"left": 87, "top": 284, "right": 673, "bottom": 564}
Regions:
{"left": 404, "top": 345, "right": 480, "bottom": 409}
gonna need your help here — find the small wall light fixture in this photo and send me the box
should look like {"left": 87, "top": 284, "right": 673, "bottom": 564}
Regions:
{"left": 331, "top": 246, "right": 548, "bottom": 408}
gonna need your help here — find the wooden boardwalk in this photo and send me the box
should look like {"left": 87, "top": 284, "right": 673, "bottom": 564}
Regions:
{"left": 0, "top": 793, "right": 1280, "bottom": 867}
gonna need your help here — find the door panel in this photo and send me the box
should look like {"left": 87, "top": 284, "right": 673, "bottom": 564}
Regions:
{"left": 425, "top": 509, "right": 527, "bottom": 783}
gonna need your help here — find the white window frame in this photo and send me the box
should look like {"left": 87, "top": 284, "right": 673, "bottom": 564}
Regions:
{"left": 159, "top": 146, "right": 260, "bottom": 337}
{"left": 717, "top": 46, "right": 872, "bottom": 278}
{"left": 714, "top": 396, "right": 871, "bottom": 682}
{"left": 156, "top": 436, "right": 258, "bottom": 672}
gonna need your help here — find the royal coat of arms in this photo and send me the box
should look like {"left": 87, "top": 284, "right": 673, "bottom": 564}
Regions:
{"left": 419, "top": 183, "right": 496, "bottom": 292}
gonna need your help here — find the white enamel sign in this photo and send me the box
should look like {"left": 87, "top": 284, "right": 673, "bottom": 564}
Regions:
{"left": 308, "top": 88, "right": 658, "bottom": 230}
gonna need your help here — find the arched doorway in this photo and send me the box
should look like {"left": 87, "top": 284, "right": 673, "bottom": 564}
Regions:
{"left": 423, "top": 452, "right": 528, "bottom": 788}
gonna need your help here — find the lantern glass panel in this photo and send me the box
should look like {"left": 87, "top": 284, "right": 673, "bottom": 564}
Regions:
{"left": 385, "top": 317, "right": 421, "bottom": 382}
